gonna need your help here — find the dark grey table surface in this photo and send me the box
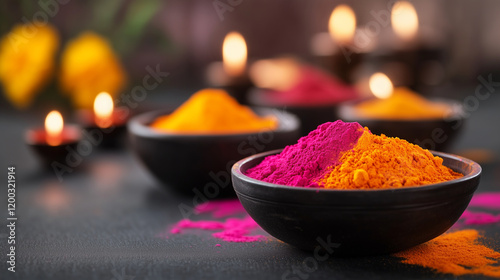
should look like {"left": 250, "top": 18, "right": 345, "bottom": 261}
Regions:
{"left": 1, "top": 89, "right": 500, "bottom": 280}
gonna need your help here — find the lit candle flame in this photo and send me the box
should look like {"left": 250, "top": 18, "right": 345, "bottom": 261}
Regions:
{"left": 94, "top": 92, "right": 114, "bottom": 128}
{"left": 369, "top": 73, "right": 393, "bottom": 99}
{"left": 391, "top": 1, "right": 419, "bottom": 41}
{"left": 45, "top": 110, "right": 63, "bottom": 146}
{"left": 328, "top": 5, "right": 356, "bottom": 45}
{"left": 222, "top": 31, "right": 247, "bottom": 77}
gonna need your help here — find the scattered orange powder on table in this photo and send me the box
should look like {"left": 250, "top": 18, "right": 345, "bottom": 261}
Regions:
{"left": 318, "top": 129, "right": 463, "bottom": 189}
{"left": 150, "top": 89, "right": 278, "bottom": 134}
{"left": 355, "top": 87, "right": 451, "bottom": 120}
{"left": 394, "top": 229, "right": 500, "bottom": 278}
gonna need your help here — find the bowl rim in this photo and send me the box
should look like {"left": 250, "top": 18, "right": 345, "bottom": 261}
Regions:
{"left": 232, "top": 149, "right": 482, "bottom": 194}
{"left": 127, "top": 107, "right": 300, "bottom": 139}
{"left": 338, "top": 98, "right": 466, "bottom": 123}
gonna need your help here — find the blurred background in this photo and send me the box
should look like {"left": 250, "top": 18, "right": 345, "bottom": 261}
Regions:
{"left": 1, "top": 0, "right": 500, "bottom": 111}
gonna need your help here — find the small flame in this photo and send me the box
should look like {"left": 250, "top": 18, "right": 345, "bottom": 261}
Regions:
{"left": 391, "top": 1, "right": 419, "bottom": 41}
{"left": 222, "top": 32, "right": 247, "bottom": 77}
{"left": 94, "top": 92, "right": 114, "bottom": 128}
{"left": 328, "top": 5, "right": 356, "bottom": 45}
{"left": 45, "top": 110, "right": 63, "bottom": 146}
{"left": 369, "top": 73, "right": 393, "bottom": 99}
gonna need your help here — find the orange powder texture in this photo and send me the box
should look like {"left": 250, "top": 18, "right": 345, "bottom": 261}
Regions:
{"left": 319, "top": 129, "right": 463, "bottom": 189}
{"left": 395, "top": 230, "right": 500, "bottom": 277}
{"left": 355, "top": 87, "right": 451, "bottom": 120}
{"left": 150, "top": 89, "right": 278, "bottom": 134}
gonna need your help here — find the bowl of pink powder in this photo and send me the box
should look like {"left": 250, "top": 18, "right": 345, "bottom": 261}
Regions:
{"left": 231, "top": 121, "right": 481, "bottom": 255}
{"left": 248, "top": 65, "right": 359, "bottom": 136}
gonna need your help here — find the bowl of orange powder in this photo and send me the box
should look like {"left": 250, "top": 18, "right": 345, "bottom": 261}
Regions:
{"left": 231, "top": 120, "right": 481, "bottom": 255}
{"left": 339, "top": 87, "right": 465, "bottom": 151}
{"left": 128, "top": 88, "right": 300, "bottom": 197}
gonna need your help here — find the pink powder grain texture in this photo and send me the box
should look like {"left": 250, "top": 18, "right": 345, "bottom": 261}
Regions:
{"left": 469, "top": 192, "right": 500, "bottom": 209}
{"left": 212, "top": 217, "right": 265, "bottom": 242}
{"left": 460, "top": 210, "right": 500, "bottom": 225}
{"left": 246, "top": 120, "right": 364, "bottom": 187}
{"left": 171, "top": 220, "right": 225, "bottom": 233}
{"left": 195, "top": 199, "right": 246, "bottom": 218}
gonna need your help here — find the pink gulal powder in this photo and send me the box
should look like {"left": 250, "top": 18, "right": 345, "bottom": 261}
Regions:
{"left": 454, "top": 192, "right": 500, "bottom": 226}
{"left": 264, "top": 66, "right": 358, "bottom": 106}
{"left": 452, "top": 192, "right": 500, "bottom": 227}
{"left": 469, "top": 192, "right": 500, "bottom": 210}
{"left": 460, "top": 210, "right": 500, "bottom": 225}
{"left": 169, "top": 199, "right": 265, "bottom": 243}
{"left": 246, "top": 120, "right": 364, "bottom": 187}
{"left": 195, "top": 199, "right": 244, "bottom": 218}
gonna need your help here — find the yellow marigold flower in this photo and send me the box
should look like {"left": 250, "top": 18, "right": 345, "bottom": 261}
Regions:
{"left": 60, "top": 32, "right": 126, "bottom": 109}
{"left": 0, "top": 23, "right": 59, "bottom": 109}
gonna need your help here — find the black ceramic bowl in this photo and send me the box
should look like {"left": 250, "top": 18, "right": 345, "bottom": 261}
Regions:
{"left": 248, "top": 88, "right": 350, "bottom": 137}
{"left": 25, "top": 125, "right": 81, "bottom": 168}
{"left": 128, "top": 108, "right": 300, "bottom": 197}
{"left": 339, "top": 99, "right": 465, "bottom": 151}
{"left": 232, "top": 149, "right": 481, "bottom": 256}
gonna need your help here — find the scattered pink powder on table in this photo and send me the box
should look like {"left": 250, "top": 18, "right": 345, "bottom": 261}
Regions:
{"left": 246, "top": 120, "right": 364, "bottom": 188}
{"left": 168, "top": 199, "right": 266, "bottom": 243}
{"left": 454, "top": 192, "right": 500, "bottom": 226}
{"left": 212, "top": 217, "right": 265, "bottom": 242}
{"left": 460, "top": 210, "right": 500, "bottom": 225}
{"left": 171, "top": 220, "right": 225, "bottom": 231}
{"left": 195, "top": 199, "right": 245, "bottom": 218}
{"left": 469, "top": 192, "right": 500, "bottom": 209}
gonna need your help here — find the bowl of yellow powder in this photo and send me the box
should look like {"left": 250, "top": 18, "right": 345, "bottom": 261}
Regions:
{"left": 339, "top": 87, "right": 465, "bottom": 151}
{"left": 128, "top": 89, "right": 300, "bottom": 197}
{"left": 231, "top": 121, "right": 481, "bottom": 255}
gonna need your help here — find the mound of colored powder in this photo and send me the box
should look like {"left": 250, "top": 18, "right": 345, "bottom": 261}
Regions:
{"left": 245, "top": 120, "right": 364, "bottom": 187}
{"left": 150, "top": 88, "right": 277, "bottom": 134}
{"left": 354, "top": 87, "right": 451, "bottom": 120}
{"left": 319, "top": 129, "right": 463, "bottom": 189}
{"left": 263, "top": 66, "right": 358, "bottom": 106}
{"left": 394, "top": 229, "right": 500, "bottom": 277}
{"left": 246, "top": 120, "right": 461, "bottom": 189}
{"left": 168, "top": 199, "right": 266, "bottom": 243}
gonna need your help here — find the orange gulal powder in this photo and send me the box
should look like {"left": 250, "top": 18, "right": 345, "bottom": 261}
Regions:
{"left": 394, "top": 229, "right": 500, "bottom": 278}
{"left": 318, "top": 129, "right": 463, "bottom": 189}
{"left": 355, "top": 87, "right": 451, "bottom": 120}
{"left": 150, "top": 89, "right": 278, "bottom": 134}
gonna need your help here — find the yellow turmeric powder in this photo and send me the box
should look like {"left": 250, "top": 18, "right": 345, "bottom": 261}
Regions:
{"left": 355, "top": 87, "right": 451, "bottom": 120}
{"left": 394, "top": 229, "right": 500, "bottom": 277}
{"left": 150, "top": 89, "right": 278, "bottom": 134}
{"left": 319, "top": 129, "right": 463, "bottom": 189}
